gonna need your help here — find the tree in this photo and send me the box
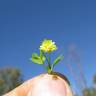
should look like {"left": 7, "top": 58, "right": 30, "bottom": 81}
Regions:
{"left": 82, "top": 74, "right": 96, "bottom": 96}
{"left": 0, "top": 67, "right": 23, "bottom": 95}
{"left": 93, "top": 75, "right": 96, "bottom": 89}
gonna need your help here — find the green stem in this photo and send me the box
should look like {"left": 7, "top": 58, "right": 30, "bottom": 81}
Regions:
{"left": 48, "top": 53, "right": 51, "bottom": 68}
{"left": 42, "top": 53, "right": 53, "bottom": 74}
{"left": 42, "top": 63, "right": 47, "bottom": 72}
{"left": 43, "top": 53, "right": 51, "bottom": 68}
{"left": 51, "top": 63, "right": 54, "bottom": 72}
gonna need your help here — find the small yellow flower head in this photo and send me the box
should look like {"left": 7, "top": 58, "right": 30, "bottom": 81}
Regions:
{"left": 40, "top": 39, "right": 57, "bottom": 53}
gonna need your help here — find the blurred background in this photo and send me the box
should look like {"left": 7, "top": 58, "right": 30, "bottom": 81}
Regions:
{"left": 0, "top": 0, "right": 96, "bottom": 96}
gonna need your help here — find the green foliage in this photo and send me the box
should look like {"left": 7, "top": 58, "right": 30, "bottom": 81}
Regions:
{"left": 31, "top": 39, "right": 64, "bottom": 74}
{"left": 45, "top": 66, "right": 51, "bottom": 74}
{"left": 93, "top": 75, "right": 96, "bottom": 84}
{"left": 83, "top": 88, "right": 96, "bottom": 96}
{"left": 81, "top": 74, "right": 96, "bottom": 96}
{"left": 53, "top": 55, "right": 64, "bottom": 68}
{"left": 32, "top": 52, "right": 45, "bottom": 64}
{"left": 0, "top": 67, "right": 23, "bottom": 95}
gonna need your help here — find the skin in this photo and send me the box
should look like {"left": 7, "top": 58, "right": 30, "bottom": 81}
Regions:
{"left": 3, "top": 74, "right": 73, "bottom": 96}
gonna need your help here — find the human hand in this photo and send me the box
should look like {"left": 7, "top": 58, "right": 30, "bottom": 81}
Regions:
{"left": 3, "top": 73, "right": 73, "bottom": 96}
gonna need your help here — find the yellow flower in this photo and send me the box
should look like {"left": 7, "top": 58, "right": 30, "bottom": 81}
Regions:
{"left": 40, "top": 39, "right": 57, "bottom": 53}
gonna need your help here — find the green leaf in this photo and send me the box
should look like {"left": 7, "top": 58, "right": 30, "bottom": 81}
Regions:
{"left": 42, "top": 56, "right": 46, "bottom": 62}
{"left": 40, "top": 51, "right": 46, "bottom": 63}
{"left": 53, "top": 55, "right": 64, "bottom": 67}
{"left": 32, "top": 53, "right": 44, "bottom": 64}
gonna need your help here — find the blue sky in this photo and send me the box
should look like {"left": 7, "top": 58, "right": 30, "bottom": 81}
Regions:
{"left": 0, "top": 0, "right": 96, "bottom": 94}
